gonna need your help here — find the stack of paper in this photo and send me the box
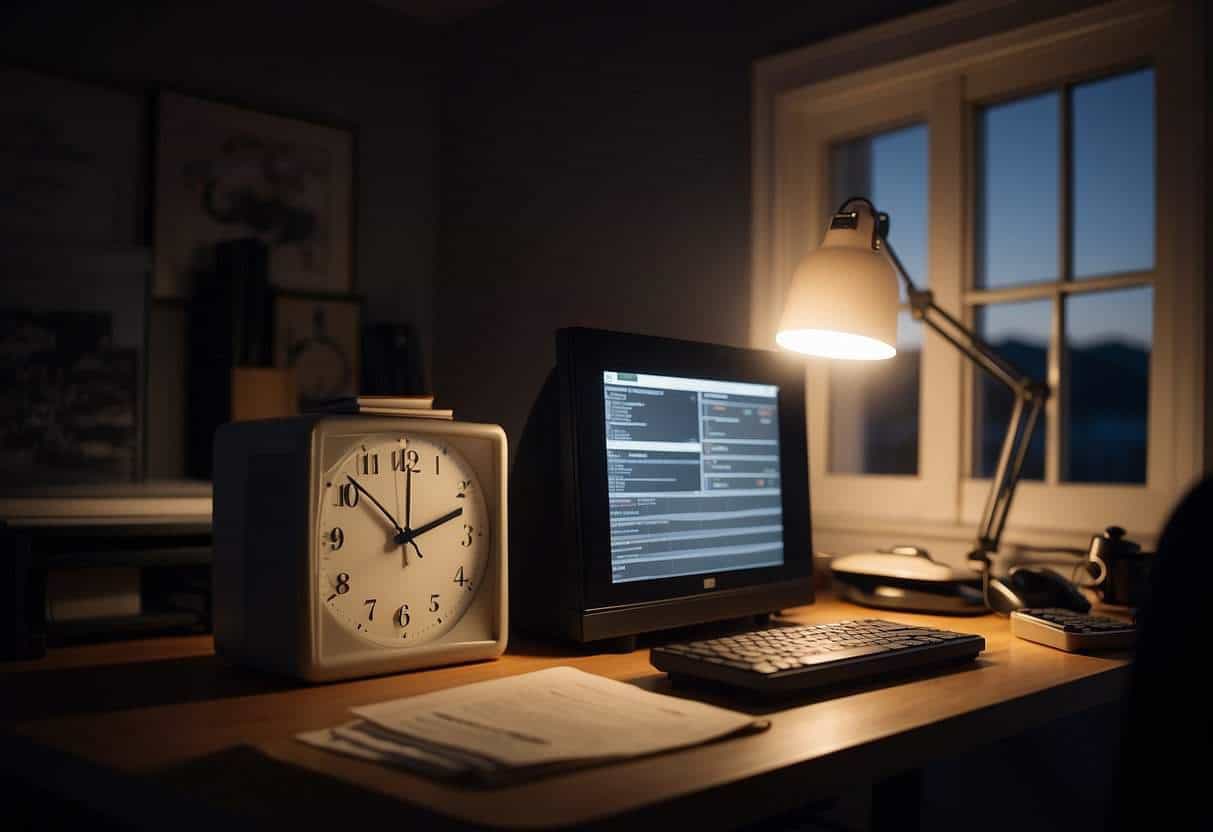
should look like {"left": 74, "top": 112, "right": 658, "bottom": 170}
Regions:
{"left": 310, "top": 395, "right": 453, "bottom": 419}
{"left": 298, "top": 666, "right": 769, "bottom": 785}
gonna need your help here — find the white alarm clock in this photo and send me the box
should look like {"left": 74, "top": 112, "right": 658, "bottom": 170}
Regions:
{"left": 212, "top": 415, "right": 507, "bottom": 681}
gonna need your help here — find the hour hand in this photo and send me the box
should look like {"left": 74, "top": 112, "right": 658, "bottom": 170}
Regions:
{"left": 394, "top": 507, "right": 463, "bottom": 546}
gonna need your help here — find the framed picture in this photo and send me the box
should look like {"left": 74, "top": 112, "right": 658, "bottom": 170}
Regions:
{"left": 273, "top": 293, "right": 362, "bottom": 412}
{"left": 0, "top": 250, "right": 149, "bottom": 488}
{"left": 154, "top": 91, "right": 353, "bottom": 299}
{"left": 0, "top": 67, "right": 142, "bottom": 246}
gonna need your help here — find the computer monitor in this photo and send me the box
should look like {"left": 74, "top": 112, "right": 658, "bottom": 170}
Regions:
{"left": 511, "top": 327, "right": 812, "bottom": 647}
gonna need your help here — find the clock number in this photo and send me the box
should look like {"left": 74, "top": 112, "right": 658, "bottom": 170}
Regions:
{"left": 337, "top": 483, "right": 359, "bottom": 508}
{"left": 364, "top": 598, "right": 377, "bottom": 621}
{"left": 397, "top": 604, "right": 410, "bottom": 627}
{"left": 454, "top": 566, "right": 469, "bottom": 587}
{"left": 336, "top": 572, "right": 351, "bottom": 595}
{"left": 435, "top": 455, "right": 440, "bottom": 476}
{"left": 462, "top": 524, "right": 473, "bottom": 547}
{"left": 358, "top": 453, "right": 379, "bottom": 475}
{"left": 429, "top": 594, "right": 440, "bottom": 613}
{"left": 391, "top": 448, "right": 421, "bottom": 473}
{"left": 329, "top": 527, "right": 344, "bottom": 550}
{"left": 456, "top": 479, "right": 471, "bottom": 499}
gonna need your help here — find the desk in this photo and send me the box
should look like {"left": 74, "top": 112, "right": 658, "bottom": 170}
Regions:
{"left": 1, "top": 595, "right": 1129, "bottom": 830}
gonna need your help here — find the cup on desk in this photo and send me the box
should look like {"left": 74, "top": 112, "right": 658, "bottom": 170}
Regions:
{"left": 1086, "top": 526, "right": 1151, "bottom": 607}
{"left": 231, "top": 367, "right": 297, "bottom": 421}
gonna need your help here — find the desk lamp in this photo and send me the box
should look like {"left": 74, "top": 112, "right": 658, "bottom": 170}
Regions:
{"left": 777, "top": 197, "right": 1049, "bottom": 608}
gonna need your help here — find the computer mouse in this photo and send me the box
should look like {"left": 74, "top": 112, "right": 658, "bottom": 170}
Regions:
{"left": 985, "top": 566, "right": 1091, "bottom": 614}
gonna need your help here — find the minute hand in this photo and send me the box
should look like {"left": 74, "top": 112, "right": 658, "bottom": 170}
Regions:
{"left": 346, "top": 475, "right": 404, "bottom": 534}
{"left": 394, "top": 507, "right": 463, "bottom": 546}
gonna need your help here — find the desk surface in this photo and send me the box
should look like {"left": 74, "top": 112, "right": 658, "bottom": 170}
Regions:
{"left": 2, "top": 596, "right": 1129, "bottom": 830}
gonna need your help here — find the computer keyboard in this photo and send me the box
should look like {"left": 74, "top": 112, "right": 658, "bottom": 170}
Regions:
{"left": 650, "top": 619, "right": 985, "bottom": 694}
{"left": 1010, "top": 608, "right": 1135, "bottom": 652}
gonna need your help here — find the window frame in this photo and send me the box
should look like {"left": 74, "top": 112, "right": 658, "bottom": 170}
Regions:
{"left": 751, "top": 0, "right": 1206, "bottom": 543}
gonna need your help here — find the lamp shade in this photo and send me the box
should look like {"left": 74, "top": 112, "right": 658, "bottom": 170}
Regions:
{"left": 775, "top": 206, "right": 899, "bottom": 360}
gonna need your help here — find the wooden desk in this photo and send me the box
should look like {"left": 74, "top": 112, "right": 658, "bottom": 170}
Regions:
{"left": 1, "top": 596, "right": 1129, "bottom": 830}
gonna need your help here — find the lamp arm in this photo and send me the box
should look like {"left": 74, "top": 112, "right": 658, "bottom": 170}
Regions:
{"left": 880, "top": 234, "right": 1050, "bottom": 565}
{"left": 882, "top": 238, "right": 1030, "bottom": 395}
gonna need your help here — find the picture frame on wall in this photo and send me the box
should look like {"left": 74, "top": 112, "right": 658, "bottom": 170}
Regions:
{"left": 273, "top": 292, "right": 362, "bottom": 413}
{"left": 0, "top": 67, "right": 143, "bottom": 248}
{"left": 153, "top": 91, "right": 353, "bottom": 300}
{"left": 0, "top": 250, "right": 150, "bottom": 488}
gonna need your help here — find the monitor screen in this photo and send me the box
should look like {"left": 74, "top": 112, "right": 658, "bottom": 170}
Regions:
{"left": 602, "top": 370, "right": 785, "bottom": 584}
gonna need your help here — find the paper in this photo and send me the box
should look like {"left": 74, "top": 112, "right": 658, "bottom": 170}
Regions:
{"left": 350, "top": 666, "right": 765, "bottom": 767}
{"left": 297, "top": 667, "right": 768, "bottom": 782}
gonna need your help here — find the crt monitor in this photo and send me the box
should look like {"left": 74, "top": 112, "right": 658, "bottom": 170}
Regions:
{"left": 510, "top": 327, "right": 812, "bottom": 646}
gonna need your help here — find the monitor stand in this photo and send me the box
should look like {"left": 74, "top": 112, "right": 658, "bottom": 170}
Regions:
{"left": 594, "top": 613, "right": 776, "bottom": 654}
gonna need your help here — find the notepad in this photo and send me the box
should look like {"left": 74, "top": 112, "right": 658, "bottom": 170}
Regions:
{"left": 297, "top": 666, "right": 769, "bottom": 785}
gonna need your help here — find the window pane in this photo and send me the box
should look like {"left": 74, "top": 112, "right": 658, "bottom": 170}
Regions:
{"left": 830, "top": 124, "right": 928, "bottom": 298}
{"left": 829, "top": 311, "right": 920, "bottom": 475}
{"left": 976, "top": 93, "right": 1060, "bottom": 288}
{"left": 1064, "top": 287, "right": 1152, "bottom": 482}
{"left": 1071, "top": 69, "right": 1155, "bottom": 278}
{"left": 972, "top": 300, "right": 1050, "bottom": 480}
{"left": 827, "top": 124, "right": 927, "bottom": 475}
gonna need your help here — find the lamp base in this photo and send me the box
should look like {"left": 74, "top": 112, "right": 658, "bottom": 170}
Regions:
{"left": 830, "top": 550, "right": 987, "bottom": 615}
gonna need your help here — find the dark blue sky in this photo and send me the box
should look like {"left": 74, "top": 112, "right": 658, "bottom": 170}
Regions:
{"left": 853, "top": 67, "right": 1154, "bottom": 352}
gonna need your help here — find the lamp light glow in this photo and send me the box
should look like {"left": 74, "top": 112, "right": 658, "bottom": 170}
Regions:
{"left": 775, "top": 203, "right": 900, "bottom": 360}
{"left": 775, "top": 328, "right": 896, "bottom": 360}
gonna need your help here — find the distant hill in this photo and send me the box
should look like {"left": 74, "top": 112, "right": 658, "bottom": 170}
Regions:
{"left": 831, "top": 338, "right": 1148, "bottom": 483}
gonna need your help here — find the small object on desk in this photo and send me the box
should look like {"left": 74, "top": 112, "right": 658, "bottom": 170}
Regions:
{"left": 650, "top": 619, "right": 985, "bottom": 694}
{"left": 230, "top": 366, "right": 297, "bottom": 421}
{"left": 829, "top": 548, "right": 986, "bottom": 615}
{"left": 312, "top": 394, "right": 452, "bottom": 419}
{"left": 297, "top": 666, "right": 769, "bottom": 784}
{"left": 1010, "top": 608, "right": 1135, "bottom": 652}
{"left": 1084, "top": 525, "right": 1152, "bottom": 607}
{"left": 984, "top": 566, "right": 1091, "bottom": 615}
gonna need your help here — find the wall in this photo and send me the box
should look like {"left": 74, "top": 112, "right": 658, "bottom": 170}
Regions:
{"left": 435, "top": 0, "right": 945, "bottom": 454}
{"left": 2, "top": 0, "right": 439, "bottom": 477}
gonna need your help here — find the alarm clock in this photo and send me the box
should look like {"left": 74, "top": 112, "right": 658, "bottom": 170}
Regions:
{"left": 212, "top": 415, "right": 507, "bottom": 681}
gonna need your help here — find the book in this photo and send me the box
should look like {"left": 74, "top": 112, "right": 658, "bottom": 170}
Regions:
{"left": 309, "top": 395, "right": 452, "bottom": 419}
{"left": 297, "top": 666, "right": 770, "bottom": 785}
{"left": 317, "top": 395, "right": 435, "bottom": 410}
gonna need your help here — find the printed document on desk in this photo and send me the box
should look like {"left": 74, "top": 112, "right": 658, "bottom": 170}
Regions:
{"left": 297, "top": 666, "right": 768, "bottom": 780}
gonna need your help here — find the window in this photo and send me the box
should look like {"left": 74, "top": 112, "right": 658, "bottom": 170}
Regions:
{"left": 827, "top": 124, "right": 927, "bottom": 475}
{"left": 971, "top": 69, "right": 1155, "bottom": 485}
{"left": 752, "top": 0, "right": 1204, "bottom": 540}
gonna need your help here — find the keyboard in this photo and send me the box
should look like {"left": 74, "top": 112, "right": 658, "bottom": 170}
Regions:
{"left": 1010, "top": 608, "right": 1135, "bottom": 652}
{"left": 650, "top": 619, "right": 985, "bottom": 694}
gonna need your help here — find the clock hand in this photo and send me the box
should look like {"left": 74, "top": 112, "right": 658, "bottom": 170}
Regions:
{"left": 402, "top": 467, "right": 421, "bottom": 562}
{"left": 405, "top": 467, "right": 413, "bottom": 529}
{"left": 394, "top": 507, "right": 464, "bottom": 546}
{"left": 345, "top": 476, "right": 404, "bottom": 535}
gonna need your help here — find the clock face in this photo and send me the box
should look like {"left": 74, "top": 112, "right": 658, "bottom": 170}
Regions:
{"left": 316, "top": 433, "right": 490, "bottom": 647}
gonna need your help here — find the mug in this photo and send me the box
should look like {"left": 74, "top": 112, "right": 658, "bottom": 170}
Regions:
{"left": 1087, "top": 526, "right": 1151, "bottom": 607}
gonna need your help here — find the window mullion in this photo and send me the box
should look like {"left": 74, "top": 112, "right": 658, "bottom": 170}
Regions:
{"left": 1046, "top": 85, "right": 1072, "bottom": 486}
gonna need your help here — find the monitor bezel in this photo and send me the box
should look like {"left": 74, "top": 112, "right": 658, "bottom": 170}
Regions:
{"left": 559, "top": 327, "right": 812, "bottom": 612}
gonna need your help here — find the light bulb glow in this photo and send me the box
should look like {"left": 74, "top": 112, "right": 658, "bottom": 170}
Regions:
{"left": 775, "top": 328, "right": 896, "bottom": 360}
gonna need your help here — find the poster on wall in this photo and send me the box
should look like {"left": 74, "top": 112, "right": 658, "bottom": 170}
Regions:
{"left": 0, "top": 252, "right": 148, "bottom": 487}
{"left": 153, "top": 91, "right": 353, "bottom": 299}
{"left": 0, "top": 67, "right": 142, "bottom": 246}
